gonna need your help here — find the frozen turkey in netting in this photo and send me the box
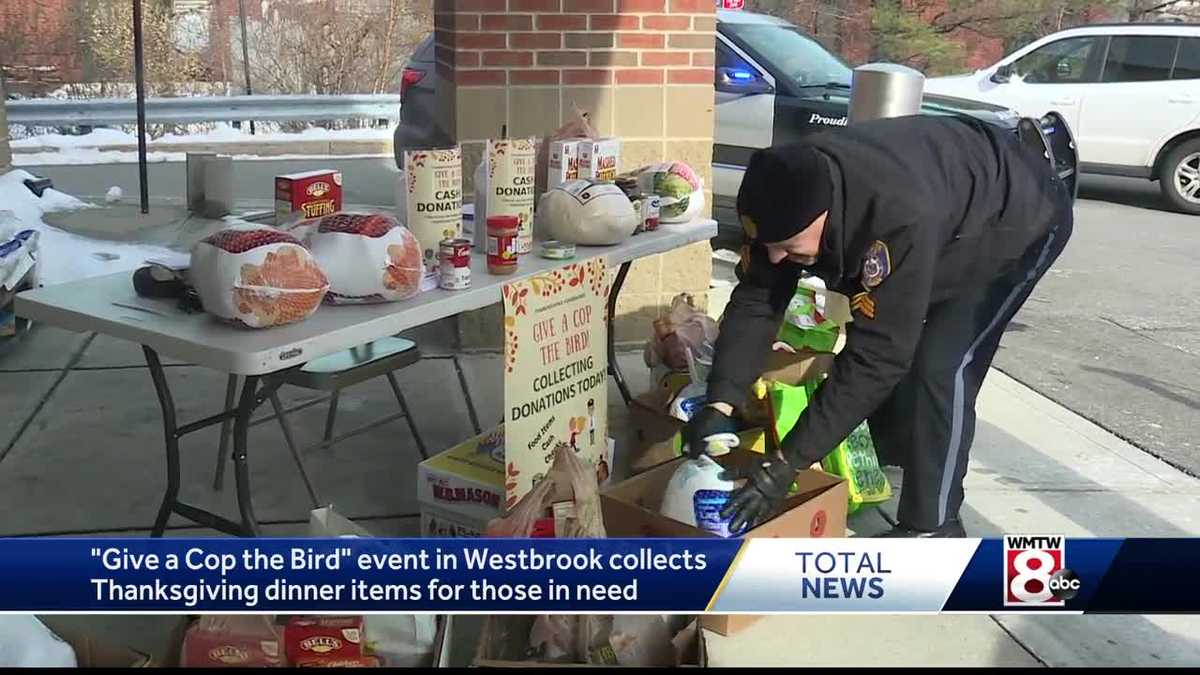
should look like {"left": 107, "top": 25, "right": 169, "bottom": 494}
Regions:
{"left": 300, "top": 212, "right": 424, "bottom": 304}
{"left": 535, "top": 179, "right": 638, "bottom": 246}
{"left": 190, "top": 226, "right": 328, "bottom": 328}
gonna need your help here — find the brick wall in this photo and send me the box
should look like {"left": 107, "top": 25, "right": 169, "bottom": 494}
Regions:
{"left": 436, "top": 0, "right": 715, "bottom": 345}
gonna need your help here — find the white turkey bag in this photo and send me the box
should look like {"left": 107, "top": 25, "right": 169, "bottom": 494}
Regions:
{"left": 364, "top": 615, "right": 438, "bottom": 668}
{"left": 636, "top": 162, "right": 705, "bottom": 223}
{"left": 536, "top": 179, "right": 637, "bottom": 246}
{"left": 660, "top": 455, "right": 738, "bottom": 537}
{"left": 190, "top": 226, "right": 328, "bottom": 328}
{"left": 0, "top": 616, "right": 77, "bottom": 667}
{"left": 306, "top": 212, "right": 424, "bottom": 304}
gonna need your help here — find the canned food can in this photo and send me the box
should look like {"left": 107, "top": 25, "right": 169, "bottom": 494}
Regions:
{"left": 641, "top": 195, "right": 662, "bottom": 232}
{"left": 486, "top": 215, "right": 520, "bottom": 275}
{"left": 540, "top": 240, "right": 576, "bottom": 260}
{"left": 438, "top": 238, "right": 472, "bottom": 290}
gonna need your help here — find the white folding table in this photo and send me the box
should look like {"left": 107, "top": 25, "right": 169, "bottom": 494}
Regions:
{"left": 15, "top": 220, "right": 717, "bottom": 537}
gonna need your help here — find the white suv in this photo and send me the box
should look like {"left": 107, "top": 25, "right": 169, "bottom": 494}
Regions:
{"left": 925, "top": 24, "right": 1200, "bottom": 213}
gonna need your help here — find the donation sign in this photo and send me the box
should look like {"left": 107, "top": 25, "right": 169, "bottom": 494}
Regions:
{"left": 485, "top": 138, "right": 537, "bottom": 254}
{"left": 502, "top": 259, "right": 609, "bottom": 507}
{"left": 400, "top": 147, "right": 463, "bottom": 278}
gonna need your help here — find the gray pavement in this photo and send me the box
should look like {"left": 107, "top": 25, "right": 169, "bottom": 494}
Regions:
{"left": 993, "top": 175, "right": 1200, "bottom": 477}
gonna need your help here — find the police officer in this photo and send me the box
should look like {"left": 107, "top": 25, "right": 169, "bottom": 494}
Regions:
{"left": 684, "top": 114, "right": 1073, "bottom": 537}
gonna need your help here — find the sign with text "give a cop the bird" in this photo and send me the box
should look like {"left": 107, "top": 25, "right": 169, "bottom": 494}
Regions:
{"left": 501, "top": 259, "right": 609, "bottom": 509}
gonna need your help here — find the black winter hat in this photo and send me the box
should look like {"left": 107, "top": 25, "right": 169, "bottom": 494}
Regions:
{"left": 736, "top": 144, "right": 832, "bottom": 244}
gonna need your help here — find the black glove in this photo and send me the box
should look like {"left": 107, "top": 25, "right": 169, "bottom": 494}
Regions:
{"left": 719, "top": 454, "right": 797, "bottom": 535}
{"left": 683, "top": 405, "right": 737, "bottom": 459}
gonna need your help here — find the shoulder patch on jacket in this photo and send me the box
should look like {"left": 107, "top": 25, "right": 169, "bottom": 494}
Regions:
{"left": 861, "top": 240, "right": 891, "bottom": 289}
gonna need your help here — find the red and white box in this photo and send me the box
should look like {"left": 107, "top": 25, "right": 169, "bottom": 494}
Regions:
{"left": 180, "top": 616, "right": 283, "bottom": 668}
{"left": 285, "top": 616, "right": 365, "bottom": 666}
{"left": 578, "top": 138, "right": 620, "bottom": 183}
{"left": 275, "top": 170, "right": 344, "bottom": 223}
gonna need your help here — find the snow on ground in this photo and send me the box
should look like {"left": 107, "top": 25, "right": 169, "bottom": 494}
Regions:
{"left": 155, "top": 123, "right": 391, "bottom": 144}
{"left": 10, "top": 128, "right": 139, "bottom": 148}
{"left": 13, "top": 149, "right": 188, "bottom": 166}
{"left": 12, "top": 123, "right": 392, "bottom": 166}
{"left": 16, "top": 123, "right": 390, "bottom": 149}
{"left": 13, "top": 151, "right": 389, "bottom": 167}
{"left": 0, "top": 170, "right": 176, "bottom": 287}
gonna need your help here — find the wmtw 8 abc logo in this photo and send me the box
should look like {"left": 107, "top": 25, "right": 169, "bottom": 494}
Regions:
{"left": 1003, "top": 535, "right": 1081, "bottom": 607}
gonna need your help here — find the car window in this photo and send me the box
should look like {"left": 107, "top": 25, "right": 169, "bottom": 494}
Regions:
{"left": 1102, "top": 35, "right": 1178, "bottom": 82}
{"left": 716, "top": 41, "right": 759, "bottom": 77}
{"left": 1013, "top": 36, "right": 1103, "bottom": 84}
{"left": 721, "top": 23, "right": 851, "bottom": 89}
{"left": 1172, "top": 37, "right": 1200, "bottom": 79}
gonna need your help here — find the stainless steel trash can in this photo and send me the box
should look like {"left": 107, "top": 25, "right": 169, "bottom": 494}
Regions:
{"left": 848, "top": 63, "right": 925, "bottom": 123}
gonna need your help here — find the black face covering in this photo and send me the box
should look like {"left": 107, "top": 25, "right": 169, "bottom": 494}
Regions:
{"left": 736, "top": 144, "right": 833, "bottom": 245}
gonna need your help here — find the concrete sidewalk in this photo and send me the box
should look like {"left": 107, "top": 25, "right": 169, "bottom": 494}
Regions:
{"left": 1, "top": 321, "right": 1198, "bottom": 666}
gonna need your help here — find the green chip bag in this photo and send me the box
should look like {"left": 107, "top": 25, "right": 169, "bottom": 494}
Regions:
{"left": 778, "top": 285, "right": 840, "bottom": 353}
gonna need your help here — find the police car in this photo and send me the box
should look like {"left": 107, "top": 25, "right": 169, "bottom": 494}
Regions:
{"left": 713, "top": 10, "right": 1024, "bottom": 244}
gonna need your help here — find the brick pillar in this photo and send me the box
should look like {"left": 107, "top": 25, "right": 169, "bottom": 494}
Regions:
{"left": 435, "top": 0, "right": 715, "bottom": 346}
{"left": 0, "top": 75, "right": 11, "bottom": 173}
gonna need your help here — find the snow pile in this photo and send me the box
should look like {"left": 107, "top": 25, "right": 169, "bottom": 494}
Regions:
{"left": 11, "top": 128, "right": 138, "bottom": 149}
{"left": 156, "top": 123, "right": 391, "bottom": 144}
{"left": 13, "top": 149, "right": 187, "bottom": 167}
{"left": 0, "top": 169, "right": 176, "bottom": 287}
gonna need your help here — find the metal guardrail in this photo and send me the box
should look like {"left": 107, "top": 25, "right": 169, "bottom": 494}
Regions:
{"left": 6, "top": 94, "right": 402, "bottom": 127}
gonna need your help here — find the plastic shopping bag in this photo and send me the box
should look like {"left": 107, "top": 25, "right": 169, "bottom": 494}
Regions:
{"left": 777, "top": 280, "right": 842, "bottom": 353}
{"left": 765, "top": 381, "right": 892, "bottom": 513}
{"left": 820, "top": 421, "right": 892, "bottom": 515}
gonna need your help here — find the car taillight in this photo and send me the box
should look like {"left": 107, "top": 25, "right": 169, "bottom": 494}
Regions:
{"left": 400, "top": 67, "right": 425, "bottom": 101}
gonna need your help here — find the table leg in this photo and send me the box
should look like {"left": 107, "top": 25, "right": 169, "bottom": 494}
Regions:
{"left": 212, "top": 374, "right": 239, "bottom": 491}
{"left": 233, "top": 375, "right": 264, "bottom": 537}
{"left": 143, "top": 346, "right": 181, "bottom": 538}
{"left": 607, "top": 261, "right": 633, "bottom": 406}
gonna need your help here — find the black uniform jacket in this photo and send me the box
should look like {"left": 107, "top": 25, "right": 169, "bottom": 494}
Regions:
{"left": 707, "top": 115, "right": 1071, "bottom": 466}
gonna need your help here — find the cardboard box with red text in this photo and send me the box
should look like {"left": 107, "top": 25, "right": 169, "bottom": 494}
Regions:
{"left": 417, "top": 427, "right": 506, "bottom": 536}
{"left": 601, "top": 449, "right": 847, "bottom": 636}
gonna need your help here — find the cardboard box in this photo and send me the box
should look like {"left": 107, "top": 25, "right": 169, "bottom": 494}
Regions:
{"left": 421, "top": 505, "right": 488, "bottom": 538}
{"left": 473, "top": 616, "right": 706, "bottom": 668}
{"left": 180, "top": 616, "right": 283, "bottom": 667}
{"left": 275, "top": 169, "right": 344, "bottom": 223}
{"left": 760, "top": 349, "right": 836, "bottom": 388}
{"left": 601, "top": 449, "right": 847, "bottom": 636}
{"left": 547, "top": 140, "right": 582, "bottom": 191}
{"left": 578, "top": 138, "right": 620, "bottom": 183}
{"left": 285, "top": 616, "right": 364, "bottom": 665}
{"left": 417, "top": 426, "right": 506, "bottom": 536}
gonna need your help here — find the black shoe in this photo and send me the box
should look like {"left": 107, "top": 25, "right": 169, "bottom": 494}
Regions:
{"left": 873, "top": 519, "right": 967, "bottom": 538}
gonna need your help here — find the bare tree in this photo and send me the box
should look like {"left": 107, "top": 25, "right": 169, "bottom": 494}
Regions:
{"left": 234, "top": 0, "right": 430, "bottom": 99}
{"left": 81, "top": 0, "right": 208, "bottom": 96}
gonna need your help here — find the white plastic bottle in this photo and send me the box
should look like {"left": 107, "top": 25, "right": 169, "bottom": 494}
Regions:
{"left": 660, "top": 454, "right": 738, "bottom": 537}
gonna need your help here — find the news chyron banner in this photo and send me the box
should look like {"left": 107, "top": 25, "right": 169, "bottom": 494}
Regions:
{"left": 0, "top": 537, "right": 1196, "bottom": 613}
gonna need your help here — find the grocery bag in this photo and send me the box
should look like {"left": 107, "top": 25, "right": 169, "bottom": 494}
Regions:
{"left": 765, "top": 381, "right": 892, "bottom": 514}
{"left": 777, "top": 282, "right": 842, "bottom": 353}
{"left": 819, "top": 421, "right": 892, "bottom": 515}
